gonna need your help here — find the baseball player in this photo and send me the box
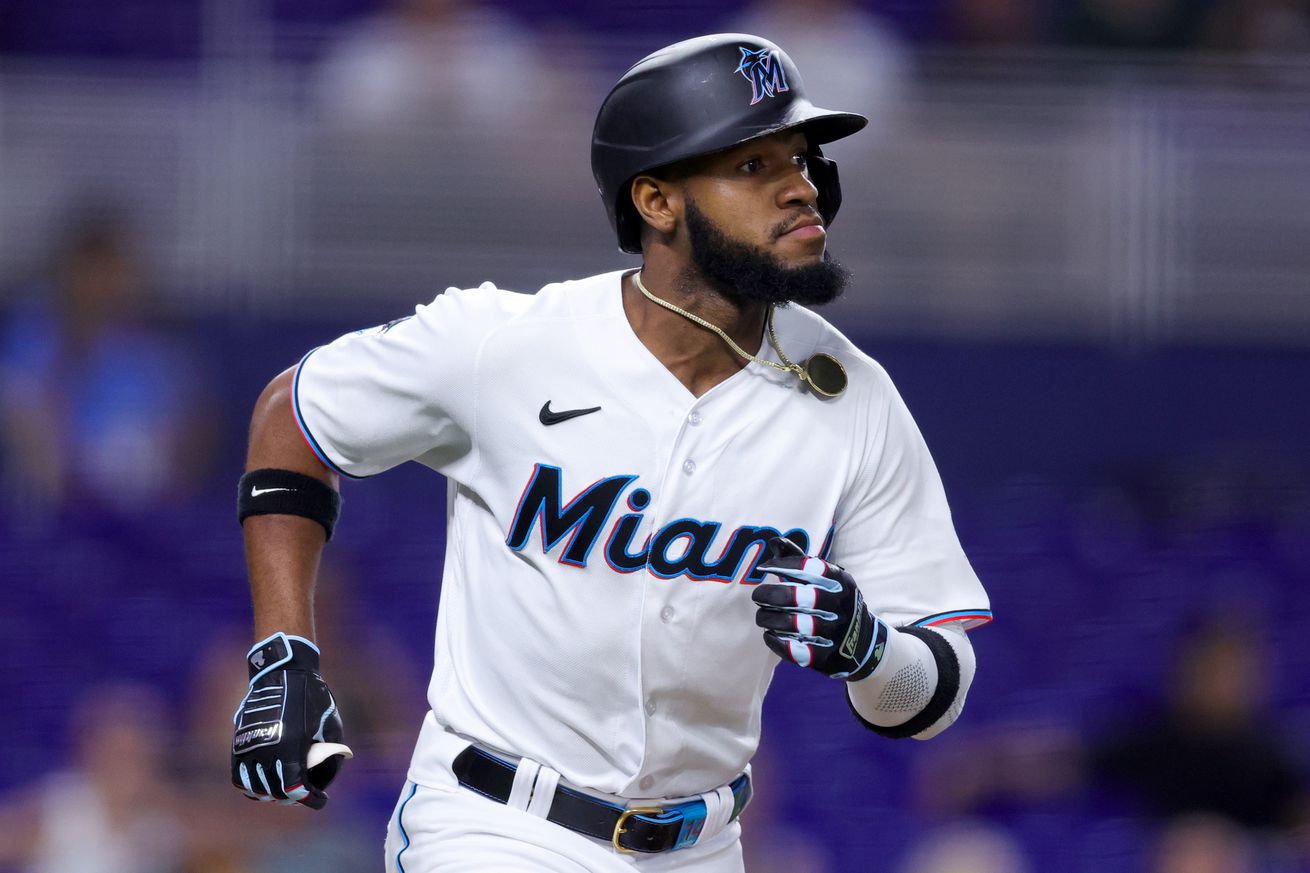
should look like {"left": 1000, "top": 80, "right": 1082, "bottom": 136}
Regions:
{"left": 230, "top": 33, "right": 991, "bottom": 873}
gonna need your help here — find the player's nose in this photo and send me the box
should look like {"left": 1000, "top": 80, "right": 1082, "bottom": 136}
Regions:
{"left": 776, "top": 165, "right": 819, "bottom": 211}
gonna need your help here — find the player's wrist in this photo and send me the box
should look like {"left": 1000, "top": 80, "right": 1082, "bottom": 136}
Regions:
{"left": 246, "top": 631, "right": 321, "bottom": 680}
{"left": 846, "top": 626, "right": 960, "bottom": 736}
{"left": 836, "top": 606, "right": 888, "bottom": 682}
{"left": 846, "top": 624, "right": 920, "bottom": 686}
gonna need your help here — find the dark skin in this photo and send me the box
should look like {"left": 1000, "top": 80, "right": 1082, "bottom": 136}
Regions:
{"left": 624, "top": 129, "right": 825, "bottom": 398}
{"left": 240, "top": 128, "right": 823, "bottom": 670}
{"left": 242, "top": 368, "right": 334, "bottom": 640}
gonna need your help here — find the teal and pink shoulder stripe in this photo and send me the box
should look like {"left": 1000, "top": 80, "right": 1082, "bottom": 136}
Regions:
{"left": 291, "top": 349, "right": 361, "bottom": 480}
{"left": 912, "top": 609, "right": 993, "bottom": 630}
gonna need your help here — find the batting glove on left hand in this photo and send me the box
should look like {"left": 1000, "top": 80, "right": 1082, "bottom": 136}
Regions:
{"left": 752, "top": 537, "right": 889, "bottom": 681}
{"left": 231, "top": 632, "right": 352, "bottom": 809}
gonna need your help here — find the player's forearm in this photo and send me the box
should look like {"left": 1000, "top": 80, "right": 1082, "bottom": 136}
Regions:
{"left": 242, "top": 367, "right": 338, "bottom": 640}
{"left": 244, "top": 515, "right": 325, "bottom": 639}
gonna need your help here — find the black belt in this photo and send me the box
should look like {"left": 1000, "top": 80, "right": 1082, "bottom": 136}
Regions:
{"left": 451, "top": 746, "right": 752, "bottom": 854}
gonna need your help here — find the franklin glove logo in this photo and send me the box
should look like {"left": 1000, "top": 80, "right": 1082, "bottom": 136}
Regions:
{"left": 234, "top": 723, "right": 282, "bottom": 749}
{"left": 839, "top": 595, "right": 864, "bottom": 661}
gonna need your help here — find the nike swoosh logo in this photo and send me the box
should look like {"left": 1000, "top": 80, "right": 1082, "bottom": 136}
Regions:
{"left": 539, "top": 401, "right": 602, "bottom": 426}
{"left": 250, "top": 486, "right": 293, "bottom": 497}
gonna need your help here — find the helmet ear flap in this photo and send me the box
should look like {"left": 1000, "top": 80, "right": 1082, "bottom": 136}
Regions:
{"left": 808, "top": 146, "right": 843, "bottom": 230}
{"left": 615, "top": 182, "right": 641, "bottom": 252}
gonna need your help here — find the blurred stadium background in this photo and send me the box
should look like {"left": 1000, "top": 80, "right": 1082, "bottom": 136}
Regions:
{"left": 1, "top": 1, "right": 1308, "bottom": 871}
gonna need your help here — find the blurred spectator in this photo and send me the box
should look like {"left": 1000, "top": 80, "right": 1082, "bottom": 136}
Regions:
{"left": 946, "top": 0, "right": 1044, "bottom": 45}
{"left": 1203, "top": 0, "right": 1310, "bottom": 52}
{"left": 313, "top": 0, "right": 555, "bottom": 135}
{"left": 297, "top": 561, "right": 428, "bottom": 805}
{"left": 730, "top": 0, "right": 911, "bottom": 135}
{"left": 911, "top": 723, "right": 1083, "bottom": 818}
{"left": 895, "top": 820, "right": 1033, "bottom": 873}
{"left": 175, "top": 627, "right": 268, "bottom": 870}
{"left": 920, "top": 613, "right": 1308, "bottom": 827}
{"left": 0, "top": 684, "right": 183, "bottom": 873}
{"left": 306, "top": 0, "right": 591, "bottom": 257}
{"left": 740, "top": 741, "right": 831, "bottom": 873}
{"left": 909, "top": 604, "right": 1308, "bottom": 872}
{"left": 1063, "top": 0, "right": 1215, "bottom": 49}
{"left": 1150, "top": 815, "right": 1258, "bottom": 873}
{"left": 1089, "top": 616, "right": 1307, "bottom": 832}
{"left": 0, "top": 206, "right": 216, "bottom": 521}
{"left": 1242, "top": 0, "right": 1310, "bottom": 51}
{"left": 176, "top": 851, "right": 258, "bottom": 873}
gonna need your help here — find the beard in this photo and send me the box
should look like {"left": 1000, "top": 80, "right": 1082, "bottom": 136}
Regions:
{"left": 682, "top": 198, "right": 850, "bottom": 308}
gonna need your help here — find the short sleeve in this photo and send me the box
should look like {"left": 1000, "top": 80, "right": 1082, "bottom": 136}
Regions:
{"left": 292, "top": 285, "right": 515, "bottom": 478}
{"left": 828, "top": 367, "right": 992, "bottom": 631}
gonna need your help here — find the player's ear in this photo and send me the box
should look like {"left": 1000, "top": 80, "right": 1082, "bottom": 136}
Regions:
{"left": 630, "top": 174, "right": 679, "bottom": 241}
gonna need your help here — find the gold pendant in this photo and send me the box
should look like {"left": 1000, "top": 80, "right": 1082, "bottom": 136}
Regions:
{"left": 802, "top": 353, "right": 847, "bottom": 397}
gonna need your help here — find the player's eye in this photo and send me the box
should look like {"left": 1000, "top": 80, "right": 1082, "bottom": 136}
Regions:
{"left": 793, "top": 152, "right": 808, "bottom": 169}
{"left": 740, "top": 157, "right": 762, "bottom": 175}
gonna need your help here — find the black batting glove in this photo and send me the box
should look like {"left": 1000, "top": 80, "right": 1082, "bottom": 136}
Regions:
{"left": 231, "top": 633, "right": 352, "bottom": 809}
{"left": 752, "top": 536, "right": 889, "bottom": 681}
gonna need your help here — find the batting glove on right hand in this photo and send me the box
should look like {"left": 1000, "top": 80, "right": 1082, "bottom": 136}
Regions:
{"left": 231, "top": 632, "right": 352, "bottom": 809}
{"left": 752, "top": 536, "right": 889, "bottom": 682}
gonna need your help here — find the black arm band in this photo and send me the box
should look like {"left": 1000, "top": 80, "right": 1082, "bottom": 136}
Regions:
{"left": 238, "top": 468, "right": 343, "bottom": 541}
{"left": 847, "top": 626, "right": 961, "bottom": 740}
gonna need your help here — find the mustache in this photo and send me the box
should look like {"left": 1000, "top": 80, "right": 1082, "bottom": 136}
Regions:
{"left": 770, "top": 210, "right": 824, "bottom": 241}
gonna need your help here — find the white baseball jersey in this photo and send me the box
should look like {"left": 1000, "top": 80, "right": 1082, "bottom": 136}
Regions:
{"left": 292, "top": 269, "right": 990, "bottom": 801}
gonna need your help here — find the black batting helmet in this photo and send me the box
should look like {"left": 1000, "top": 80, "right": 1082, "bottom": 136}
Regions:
{"left": 592, "top": 33, "right": 868, "bottom": 254}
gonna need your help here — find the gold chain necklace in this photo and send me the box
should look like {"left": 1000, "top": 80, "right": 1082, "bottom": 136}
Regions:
{"left": 632, "top": 271, "right": 847, "bottom": 397}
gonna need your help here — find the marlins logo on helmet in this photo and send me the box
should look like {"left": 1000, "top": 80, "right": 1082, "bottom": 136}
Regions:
{"left": 736, "top": 47, "right": 789, "bottom": 105}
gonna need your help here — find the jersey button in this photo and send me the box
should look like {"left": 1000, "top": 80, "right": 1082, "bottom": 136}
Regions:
{"left": 645, "top": 697, "right": 657, "bottom": 716}
{"left": 688, "top": 411, "right": 702, "bottom": 426}
{"left": 682, "top": 459, "right": 696, "bottom": 475}
{"left": 640, "top": 776, "right": 655, "bottom": 791}
{"left": 660, "top": 606, "right": 675, "bottom": 623}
